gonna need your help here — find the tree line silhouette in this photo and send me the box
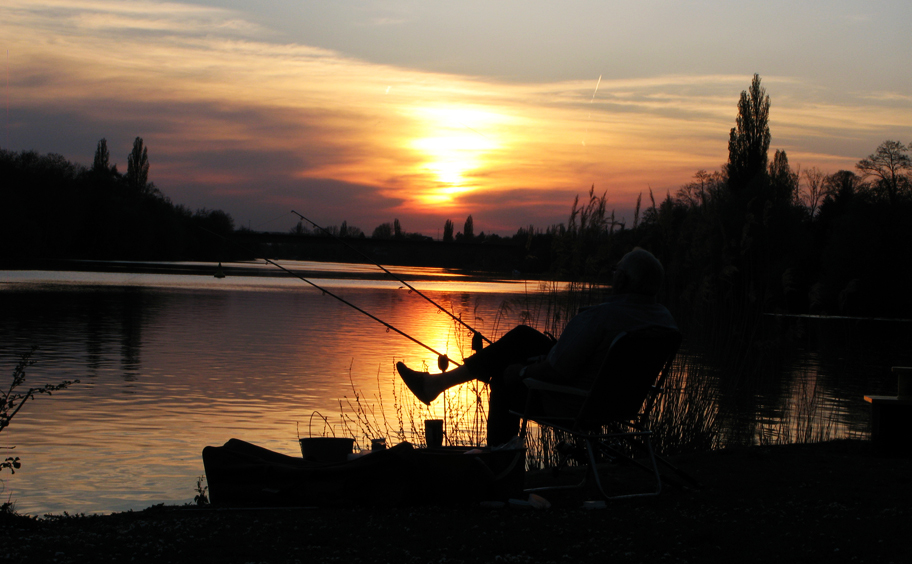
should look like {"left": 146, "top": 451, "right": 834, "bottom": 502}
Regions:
{"left": 3, "top": 75, "right": 910, "bottom": 321}
{"left": 292, "top": 213, "right": 490, "bottom": 243}
{"left": 1, "top": 137, "right": 235, "bottom": 262}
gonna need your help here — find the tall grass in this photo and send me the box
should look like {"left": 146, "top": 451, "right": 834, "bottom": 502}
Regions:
{"left": 754, "top": 358, "right": 867, "bottom": 446}
{"left": 649, "top": 350, "right": 721, "bottom": 453}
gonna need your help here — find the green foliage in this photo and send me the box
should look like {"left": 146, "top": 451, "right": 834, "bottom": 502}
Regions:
{"left": 2, "top": 348, "right": 78, "bottom": 475}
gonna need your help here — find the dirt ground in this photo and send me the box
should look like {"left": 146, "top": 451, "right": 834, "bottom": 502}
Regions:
{"left": 2, "top": 439, "right": 910, "bottom": 564}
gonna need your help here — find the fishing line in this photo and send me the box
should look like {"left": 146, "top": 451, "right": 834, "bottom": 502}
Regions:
{"left": 290, "top": 210, "right": 491, "bottom": 350}
{"left": 198, "top": 226, "right": 461, "bottom": 368}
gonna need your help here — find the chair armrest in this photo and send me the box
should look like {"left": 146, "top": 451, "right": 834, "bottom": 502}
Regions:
{"left": 522, "top": 378, "right": 589, "bottom": 397}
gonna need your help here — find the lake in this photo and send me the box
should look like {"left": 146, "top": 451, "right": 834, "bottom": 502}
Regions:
{"left": 1, "top": 261, "right": 910, "bottom": 515}
{"left": 0, "top": 261, "right": 558, "bottom": 515}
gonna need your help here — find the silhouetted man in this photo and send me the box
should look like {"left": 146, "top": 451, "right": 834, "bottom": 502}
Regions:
{"left": 397, "top": 247, "right": 677, "bottom": 446}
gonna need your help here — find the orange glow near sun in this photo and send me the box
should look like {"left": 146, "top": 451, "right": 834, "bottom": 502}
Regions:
{"left": 407, "top": 106, "right": 503, "bottom": 205}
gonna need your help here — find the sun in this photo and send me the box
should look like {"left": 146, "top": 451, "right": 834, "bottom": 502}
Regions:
{"left": 407, "top": 106, "right": 503, "bottom": 205}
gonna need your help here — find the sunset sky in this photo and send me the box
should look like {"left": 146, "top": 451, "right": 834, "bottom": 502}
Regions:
{"left": 4, "top": 0, "right": 911, "bottom": 236}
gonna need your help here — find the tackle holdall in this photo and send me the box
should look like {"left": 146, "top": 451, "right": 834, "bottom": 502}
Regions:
{"left": 202, "top": 439, "right": 525, "bottom": 507}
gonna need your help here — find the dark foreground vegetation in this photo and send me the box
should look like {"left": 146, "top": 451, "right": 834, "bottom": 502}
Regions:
{"left": 2, "top": 441, "right": 910, "bottom": 563}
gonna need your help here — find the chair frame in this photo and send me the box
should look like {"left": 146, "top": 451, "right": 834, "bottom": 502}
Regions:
{"left": 514, "top": 326, "right": 682, "bottom": 500}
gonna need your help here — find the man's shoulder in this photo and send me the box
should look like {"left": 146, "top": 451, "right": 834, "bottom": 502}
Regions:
{"left": 594, "top": 294, "right": 660, "bottom": 310}
{"left": 595, "top": 295, "right": 677, "bottom": 327}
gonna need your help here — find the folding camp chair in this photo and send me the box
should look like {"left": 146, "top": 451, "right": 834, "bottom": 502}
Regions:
{"left": 515, "top": 326, "right": 682, "bottom": 500}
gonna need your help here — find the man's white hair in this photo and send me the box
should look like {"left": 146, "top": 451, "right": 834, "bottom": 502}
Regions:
{"left": 617, "top": 247, "right": 664, "bottom": 296}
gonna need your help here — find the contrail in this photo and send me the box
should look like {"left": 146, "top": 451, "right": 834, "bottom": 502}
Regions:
{"left": 589, "top": 74, "right": 602, "bottom": 104}
{"left": 583, "top": 74, "right": 602, "bottom": 146}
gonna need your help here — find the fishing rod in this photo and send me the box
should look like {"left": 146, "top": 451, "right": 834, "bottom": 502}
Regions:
{"left": 290, "top": 210, "right": 491, "bottom": 352}
{"left": 200, "top": 226, "right": 461, "bottom": 369}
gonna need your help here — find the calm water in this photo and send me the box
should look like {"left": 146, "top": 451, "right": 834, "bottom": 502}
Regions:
{"left": 1, "top": 262, "right": 910, "bottom": 515}
{"left": 716, "top": 314, "right": 912, "bottom": 447}
{"left": 0, "top": 262, "right": 543, "bottom": 515}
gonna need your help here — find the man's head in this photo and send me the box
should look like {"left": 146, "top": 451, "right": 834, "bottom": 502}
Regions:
{"left": 613, "top": 248, "right": 664, "bottom": 297}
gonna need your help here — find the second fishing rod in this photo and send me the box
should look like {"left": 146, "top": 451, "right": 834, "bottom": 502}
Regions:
{"left": 199, "top": 224, "right": 462, "bottom": 370}
{"left": 291, "top": 210, "right": 492, "bottom": 352}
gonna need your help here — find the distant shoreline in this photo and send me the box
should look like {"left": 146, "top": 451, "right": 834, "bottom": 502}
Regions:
{"left": 0, "top": 258, "right": 545, "bottom": 284}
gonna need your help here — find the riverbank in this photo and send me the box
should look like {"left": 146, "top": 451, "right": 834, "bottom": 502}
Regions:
{"left": 2, "top": 439, "right": 909, "bottom": 563}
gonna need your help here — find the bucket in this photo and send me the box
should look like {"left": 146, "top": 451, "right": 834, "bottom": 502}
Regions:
{"left": 299, "top": 437, "right": 355, "bottom": 462}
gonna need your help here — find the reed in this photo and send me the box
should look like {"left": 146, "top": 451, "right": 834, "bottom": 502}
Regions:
{"left": 649, "top": 350, "right": 721, "bottom": 453}
{"left": 336, "top": 363, "right": 425, "bottom": 451}
{"left": 755, "top": 361, "right": 866, "bottom": 446}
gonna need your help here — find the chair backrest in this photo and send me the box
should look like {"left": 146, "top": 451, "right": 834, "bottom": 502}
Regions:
{"left": 576, "top": 326, "right": 682, "bottom": 428}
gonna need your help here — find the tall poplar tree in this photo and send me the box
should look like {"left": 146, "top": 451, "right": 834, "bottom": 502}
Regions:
{"left": 463, "top": 215, "right": 474, "bottom": 240}
{"left": 92, "top": 138, "right": 110, "bottom": 173}
{"left": 727, "top": 74, "right": 770, "bottom": 192}
{"left": 127, "top": 136, "right": 150, "bottom": 193}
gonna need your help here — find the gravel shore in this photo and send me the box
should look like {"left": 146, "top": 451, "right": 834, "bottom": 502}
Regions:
{"left": 2, "top": 440, "right": 909, "bottom": 563}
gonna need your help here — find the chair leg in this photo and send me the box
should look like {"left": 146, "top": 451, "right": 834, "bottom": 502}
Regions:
{"left": 643, "top": 436, "right": 663, "bottom": 496}
{"left": 653, "top": 452, "right": 702, "bottom": 489}
{"left": 553, "top": 440, "right": 586, "bottom": 477}
{"left": 519, "top": 419, "right": 668, "bottom": 500}
{"left": 588, "top": 436, "right": 663, "bottom": 500}
{"left": 605, "top": 437, "right": 700, "bottom": 490}
{"left": 524, "top": 437, "right": 590, "bottom": 494}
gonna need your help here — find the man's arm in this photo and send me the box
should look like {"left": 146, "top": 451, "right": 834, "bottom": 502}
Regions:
{"left": 519, "top": 359, "right": 561, "bottom": 383}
